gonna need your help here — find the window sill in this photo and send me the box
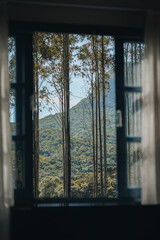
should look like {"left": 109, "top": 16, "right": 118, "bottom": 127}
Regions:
{"left": 34, "top": 197, "right": 141, "bottom": 207}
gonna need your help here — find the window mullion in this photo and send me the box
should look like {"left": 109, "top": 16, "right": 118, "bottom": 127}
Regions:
{"left": 115, "top": 37, "right": 127, "bottom": 199}
{"left": 14, "top": 34, "right": 34, "bottom": 206}
{"left": 24, "top": 33, "right": 34, "bottom": 205}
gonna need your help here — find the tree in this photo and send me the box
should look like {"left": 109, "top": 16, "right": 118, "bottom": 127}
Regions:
{"left": 102, "top": 35, "right": 107, "bottom": 196}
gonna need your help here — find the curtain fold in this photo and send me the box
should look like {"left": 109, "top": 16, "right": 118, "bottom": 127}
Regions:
{"left": 0, "top": 1, "right": 14, "bottom": 239}
{"left": 142, "top": 11, "right": 160, "bottom": 204}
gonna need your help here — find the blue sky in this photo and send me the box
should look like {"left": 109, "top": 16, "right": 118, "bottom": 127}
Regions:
{"left": 39, "top": 76, "right": 86, "bottom": 119}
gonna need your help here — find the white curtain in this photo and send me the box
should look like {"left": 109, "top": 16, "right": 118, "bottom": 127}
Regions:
{"left": 0, "top": 1, "right": 14, "bottom": 239}
{"left": 142, "top": 11, "right": 160, "bottom": 204}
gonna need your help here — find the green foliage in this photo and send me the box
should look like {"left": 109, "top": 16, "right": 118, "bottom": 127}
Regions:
{"left": 39, "top": 176, "right": 63, "bottom": 198}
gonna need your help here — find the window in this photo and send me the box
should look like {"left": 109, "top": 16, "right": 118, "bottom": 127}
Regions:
{"left": 32, "top": 33, "right": 117, "bottom": 200}
{"left": 124, "top": 42, "right": 143, "bottom": 189}
{"left": 9, "top": 25, "right": 144, "bottom": 206}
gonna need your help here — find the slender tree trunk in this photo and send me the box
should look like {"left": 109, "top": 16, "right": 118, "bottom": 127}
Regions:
{"left": 102, "top": 36, "right": 107, "bottom": 196}
{"left": 96, "top": 36, "right": 103, "bottom": 196}
{"left": 63, "top": 34, "right": 71, "bottom": 198}
{"left": 92, "top": 36, "right": 98, "bottom": 196}
{"left": 91, "top": 46, "right": 96, "bottom": 197}
{"left": 61, "top": 82, "right": 65, "bottom": 196}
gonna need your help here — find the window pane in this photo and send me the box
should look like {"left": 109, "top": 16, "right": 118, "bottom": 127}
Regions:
{"left": 10, "top": 89, "right": 17, "bottom": 135}
{"left": 70, "top": 35, "right": 117, "bottom": 198}
{"left": 125, "top": 92, "right": 142, "bottom": 137}
{"left": 127, "top": 143, "right": 142, "bottom": 188}
{"left": 11, "top": 141, "right": 23, "bottom": 189}
{"left": 124, "top": 43, "right": 144, "bottom": 87}
{"left": 8, "top": 37, "right": 16, "bottom": 83}
{"left": 33, "top": 33, "right": 117, "bottom": 199}
{"left": 9, "top": 37, "right": 21, "bottom": 189}
{"left": 33, "top": 33, "right": 65, "bottom": 198}
{"left": 9, "top": 37, "right": 17, "bottom": 135}
{"left": 11, "top": 141, "right": 16, "bottom": 188}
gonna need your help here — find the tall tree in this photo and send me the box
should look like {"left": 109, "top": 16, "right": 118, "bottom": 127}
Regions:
{"left": 102, "top": 35, "right": 107, "bottom": 196}
{"left": 91, "top": 42, "right": 96, "bottom": 197}
{"left": 94, "top": 36, "right": 103, "bottom": 196}
{"left": 63, "top": 34, "right": 71, "bottom": 198}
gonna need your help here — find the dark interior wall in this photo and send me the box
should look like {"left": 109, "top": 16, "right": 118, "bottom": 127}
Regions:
{"left": 11, "top": 205, "right": 159, "bottom": 240}
{"left": 7, "top": 1, "right": 146, "bottom": 30}
{"left": 7, "top": 0, "right": 160, "bottom": 10}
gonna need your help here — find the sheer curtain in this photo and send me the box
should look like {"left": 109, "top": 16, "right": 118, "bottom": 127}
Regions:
{"left": 142, "top": 11, "right": 160, "bottom": 204}
{"left": 0, "top": 1, "right": 14, "bottom": 239}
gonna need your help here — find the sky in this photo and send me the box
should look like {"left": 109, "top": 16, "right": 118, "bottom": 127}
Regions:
{"left": 39, "top": 76, "right": 87, "bottom": 119}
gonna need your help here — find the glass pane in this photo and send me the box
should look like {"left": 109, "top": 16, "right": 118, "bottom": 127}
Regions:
{"left": 9, "top": 37, "right": 18, "bottom": 136}
{"left": 33, "top": 33, "right": 117, "bottom": 199}
{"left": 33, "top": 33, "right": 64, "bottom": 198}
{"left": 127, "top": 143, "right": 142, "bottom": 188}
{"left": 124, "top": 43, "right": 144, "bottom": 87}
{"left": 70, "top": 35, "right": 117, "bottom": 198}
{"left": 11, "top": 141, "right": 23, "bottom": 189}
{"left": 125, "top": 92, "right": 142, "bottom": 137}
{"left": 11, "top": 141, "right": 16, "bottom": 188}
{"left": 10, "top": 89, "right": 17, "bottom": 135}
{"left": 8, "top": 37, "right": 16, "bottom": 83}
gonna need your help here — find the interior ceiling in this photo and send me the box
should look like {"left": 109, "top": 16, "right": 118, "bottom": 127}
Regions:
{"left": 7, "top": 0, "right": 147, "bottom": 30}
{"left": 8, "top": 0, "right": 160, "bottom": 10}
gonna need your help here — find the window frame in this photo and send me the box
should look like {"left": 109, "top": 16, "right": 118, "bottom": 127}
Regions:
{"left": 10, "top": 33, "right": 34, "bottom": 206}
{"left": 9, "top": 21, "right": 144, "bottom": 206}
{"left": 115, "top": 38, "right": 142, "bottom": 202}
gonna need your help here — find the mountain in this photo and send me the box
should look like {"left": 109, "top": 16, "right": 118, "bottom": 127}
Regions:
{"left": 39, "top": 77, "right": 116, "bottom": 137}
{"left": 39, "top": 77, "right": 117, "bottom": 170}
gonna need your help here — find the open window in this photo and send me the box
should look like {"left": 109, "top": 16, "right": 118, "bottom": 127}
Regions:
{"left": 9, "top": 25, "right": 144, "bottom": 206}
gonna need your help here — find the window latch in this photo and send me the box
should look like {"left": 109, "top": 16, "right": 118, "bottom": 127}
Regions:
{"left": 116, "top": 110, "right": 122, "bottom": 127}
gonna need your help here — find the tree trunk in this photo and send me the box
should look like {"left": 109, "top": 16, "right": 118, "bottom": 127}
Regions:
{"left": 96, "top": 37, "right": 103, "bottom": 196}
{"left": 91, "top": 37, "right": 96, "bottom": 197}
{"left": 102, "top": 36, "right": 107, "bottom": 196}
{"left": 61, "top": 81, "right": 65, "bottom": 196}
{"left": 63, "top": 34, "right": 71, "bottom": 198}
{"left": 92, "top": 36, "right": 98, "bottom": 196}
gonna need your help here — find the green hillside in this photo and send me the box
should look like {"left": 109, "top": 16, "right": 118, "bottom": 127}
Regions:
{"left": 39, "top": 93, "right": 117, "bottom": 198}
